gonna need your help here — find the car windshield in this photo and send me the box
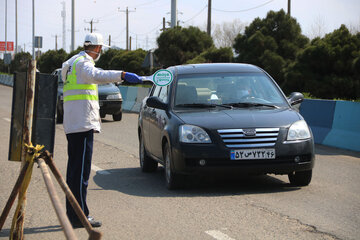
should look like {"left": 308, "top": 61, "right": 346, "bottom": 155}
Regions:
{"left": 174, "top": 73, "right": 288, "bottom": 108}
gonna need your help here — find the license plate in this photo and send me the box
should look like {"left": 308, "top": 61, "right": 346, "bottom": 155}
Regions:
{"left": 230, "top": 149, "right": 275, "bottom": 160}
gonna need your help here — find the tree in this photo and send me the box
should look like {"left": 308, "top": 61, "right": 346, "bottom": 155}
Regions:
{"left": 285, "top": 25, "right": 360, "bottom": 100}
{"left": 67, "top": 46, "right": 84, "bottom": 60}
{"left": 155, "top": 26, "right": 214, "bottom": 67}
{"left": 187, "top": 47, "right": 233, "bottom": 64}
{"left": 10, "top": 52, "right": 32, "bottom": 73}
{"left": 37, "top": 49, "right": 68, "bottom": 73}
{"left": 213, "top": 19, "right": 246, "bottom": 48}
{"left": 233, "top": 10, "right": 309, "bottom": 87}
{"left": 96, "top": 48, "right": 124, "bottom": 70}
{"left": 109, "top": 49, "right": 148, "bottom": 75}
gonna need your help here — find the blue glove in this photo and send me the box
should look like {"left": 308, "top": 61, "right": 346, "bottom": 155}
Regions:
{"left": 124, "top": 72, "right": 143, "bottom": 83}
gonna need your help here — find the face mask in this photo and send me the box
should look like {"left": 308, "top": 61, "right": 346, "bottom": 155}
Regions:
{"left": 94, "top": 52, "right": 101, "bottom": 62}
{"left": 85, "top": 50, "right": 101, "bottom": 62}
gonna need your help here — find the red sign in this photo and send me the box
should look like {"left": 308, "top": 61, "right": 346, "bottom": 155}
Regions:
{"left": 0, "top": 41, "right": 14, "bottom": 51}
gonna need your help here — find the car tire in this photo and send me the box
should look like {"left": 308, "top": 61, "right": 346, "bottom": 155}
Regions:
{"left": 113, "top": 112, "right": 122, "bottom": 121}
{"left": 56, "top": 108, "right": 63, "bottom": 124}
{"left": 164, "top": 143, "right": 184, "bottom": 190}
{"left": 139, "top": 133, "right": 158, "bottom": 172}
{"left": 288, "top": 170, "right": 312, "bottom": 186}
{"left": 100, "top": 113, "right": 106, "bottom": 118}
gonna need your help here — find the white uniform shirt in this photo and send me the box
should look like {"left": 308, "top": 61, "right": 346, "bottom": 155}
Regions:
{"left": 61, "top": 51, "right": 123, "bottom": 134}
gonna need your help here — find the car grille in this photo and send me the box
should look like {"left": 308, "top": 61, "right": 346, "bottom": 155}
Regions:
{"left": 217, "top": 128, "right": 279, "bottom": 148}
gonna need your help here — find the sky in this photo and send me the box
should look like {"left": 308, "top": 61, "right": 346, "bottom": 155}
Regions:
{"left": 1, "top": 0, "right": 360, "bottom": 55}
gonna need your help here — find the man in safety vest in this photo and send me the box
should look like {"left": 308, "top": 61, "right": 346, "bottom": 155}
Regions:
{"left": 61, "top": 32, "right": 142, "bottom": 228}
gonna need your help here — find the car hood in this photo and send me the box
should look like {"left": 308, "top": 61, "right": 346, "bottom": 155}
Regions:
{"left": 174, "top": 108, "right": 302, "bottom": 129}
{"left": 98, "top": 83, "right": 120, "bottom": 95}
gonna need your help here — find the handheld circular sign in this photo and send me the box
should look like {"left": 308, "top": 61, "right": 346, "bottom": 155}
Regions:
{"left": 153, "top": 69, "right": 173, "bottom": 86}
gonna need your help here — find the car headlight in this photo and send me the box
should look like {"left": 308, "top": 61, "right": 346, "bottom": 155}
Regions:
{"left": 287, "top": 120, "right": 311, "bottom": 141}
{"left": 106, "top": 93, "right": 122, "bottom": 100}
{"left": 179, "top": 125, "right": 211, "bottom": 143}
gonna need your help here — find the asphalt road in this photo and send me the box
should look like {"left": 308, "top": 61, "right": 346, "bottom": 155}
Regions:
{"left": 0, "top": 84, "right": 359, "bottom": 240}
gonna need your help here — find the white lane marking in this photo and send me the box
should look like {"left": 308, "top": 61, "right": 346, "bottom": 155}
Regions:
{"left": 205, "top": 230, "right": 236, "bottom": 240}
{"left": 3, "top": 118, "right": 11, "bottom": 122}
{"left": 91, "top": 164, "right": 111, "bottom": 175}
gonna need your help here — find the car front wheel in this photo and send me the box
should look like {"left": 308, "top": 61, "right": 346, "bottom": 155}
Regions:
{"left": 113, "top": 112, "right": 122, "bottom": 121}
{"left": 139, "top": 133, "right": 158, "bottom": 172}
{"left": 164, "top": 143, "right": 184, "bottom": 190}
{"left": 288, "top": 170, "right": 312, "bottom": 186}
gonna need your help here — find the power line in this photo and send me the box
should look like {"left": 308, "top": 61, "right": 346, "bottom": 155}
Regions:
{"left": 134, "top": 0, "right": 163, "bottom": 8}
{"left": 130, "top": 22, "right": 162, "bottom": 35}
{"left": 84, "top": 19, "right": 99, "bottom": 32}
{"left": 184, "top": 5, "right": 207, "bottom": 23}
{"left": 212, "top": 0, "right": 275, "bottom": 13}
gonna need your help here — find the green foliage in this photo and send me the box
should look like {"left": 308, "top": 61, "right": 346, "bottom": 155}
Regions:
{"left": 37, "top": 49, "right": 68, "bottom": 73}
{"left": 96, "top": 48, "right": 124, "bottom": 70}
{"left": 67, "top": 46, "right": 84, "bottom": 59}
{"left": 155, "top": 26, "right": 214, "bottom": 67}
{"left": 10, "top": 52, "right": 32, "bottom": 73}
{"left": 109, "top": 49, "right": 148, "bottom": 75}
{"left": 285, "top": 25, "right": 360, "bottom": 100}
{"left": 187, "top": 47, "right": 233, "bottom": 64}
{"left": 233, "top": 10, "right": 309, "bottom": 86}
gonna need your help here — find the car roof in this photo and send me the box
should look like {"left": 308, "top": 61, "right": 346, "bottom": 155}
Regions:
{"left": 168, "top": 63, "right": 263, "bottom": 75}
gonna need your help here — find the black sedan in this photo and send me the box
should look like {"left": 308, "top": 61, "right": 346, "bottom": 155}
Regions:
{"left": 138, "top": 63, "right": 315, "bottom": 189}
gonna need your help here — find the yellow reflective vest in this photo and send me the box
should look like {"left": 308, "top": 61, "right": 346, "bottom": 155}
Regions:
{"left": 61, "top": 52, "right": 123, "bottom": 134}
{"left": 63, "top": 56, "right": 98, "bottom": 102}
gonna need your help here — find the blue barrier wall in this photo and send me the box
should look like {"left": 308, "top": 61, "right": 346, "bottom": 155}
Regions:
{"left": 118, "top": 86, "right": 150, "bottom": 112}
{"left": 323, "top": 101, "right": 360, "bottom": 151}
{"left": 300, "top": 99, "right": 360, "bottom": 152}
{"left": 300, "top": 99, "right": 336, "bottom": 144}
{"left": 0, "top": 74, "right": 13, "bottom": 87}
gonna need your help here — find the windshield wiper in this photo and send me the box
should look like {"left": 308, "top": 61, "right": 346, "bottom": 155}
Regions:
{"left": 226, "top": 102, "right": 280, "bottom": 109}
{"left": 175, "top": 103, "right": 233, "bottom": 109}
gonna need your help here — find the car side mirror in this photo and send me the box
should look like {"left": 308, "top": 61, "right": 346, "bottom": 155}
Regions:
{"left": 146, "top": 96, "right": 168, "bottom": 110}
{"left": 288, "top": 92, "right": 304, "bottom": 106}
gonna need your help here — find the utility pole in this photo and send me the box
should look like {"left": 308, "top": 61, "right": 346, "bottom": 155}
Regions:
{"left": 5, "top": 0, "right": 7, "bottom": 56}
{"left": 171, "top": 0, "right": 177, "bottom": 28}
{"left": 129, "top": 36, "right": 132, "bottom": 51}
{"left": 61, "top": 1, "right": 66, "bottom": 51}
{"left": 108, "top": 35, "right": 111, "bottom": 46}
{"left": 15, "top": 0, "right": 17, "bottom": 54}
{"left": 84, "top": 19, "right": 98, "bottom": 32}
{"left": 32, "top": 0, "right": 35, "bottom": 60}
{"left": 207, "top": 0, "right": 212, "bottom": 36}
{"left": 162, "top": 17, "right": 166, "bottom": 31}
{"left": 52, "top": 35, "right": 59, "bottom": 50}
{"left": 288, "top": 0, "right": 291, "bottom": 16}
{"left": 118, "top": 7, "right": 135, "bottom": 51}
{"left": 71, "top": 0, "right": 75, "bottom": 52}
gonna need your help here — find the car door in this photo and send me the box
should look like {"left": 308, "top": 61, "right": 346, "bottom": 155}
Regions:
{"left": 141, "top": 85, "right": 160, "bottom": 155}
{"left": 149, "top": 85, "right": 169, "bottom": 159}
{"left": 144, "top": 85, "right": 161, "bottom": 156}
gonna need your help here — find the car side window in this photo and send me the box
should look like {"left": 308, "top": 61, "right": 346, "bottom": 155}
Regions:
{"left": 158, "top": 85, "right": 169, "bottom": 103}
